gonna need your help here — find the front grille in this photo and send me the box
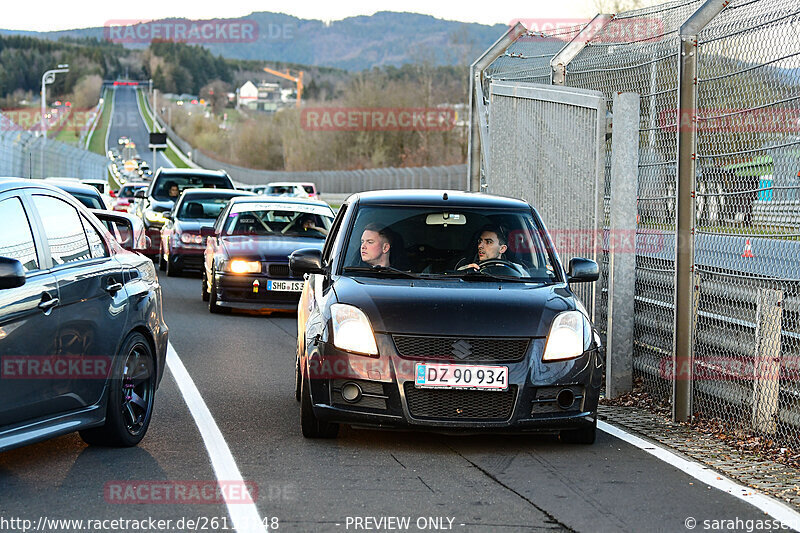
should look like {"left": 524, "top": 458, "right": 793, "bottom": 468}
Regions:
{"left": 404, "top": 382, "right": 516, "bottom": 421}
{"left": 268, "top": 264, "right": 290, "bottom": 278}
{"left": 392, "top": 335, "right": 529, "bottom": 363}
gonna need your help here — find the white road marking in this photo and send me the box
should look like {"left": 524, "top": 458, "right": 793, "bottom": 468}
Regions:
{"left": 599, "top": 420, "right": 800, "bottom": 530}
{"left": 167, "top": 342, "right": 266, "bottom": 533}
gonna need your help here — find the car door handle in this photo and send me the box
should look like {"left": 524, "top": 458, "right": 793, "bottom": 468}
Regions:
{"left": 38, "top": 297, "right": 59, "bottom": 312}
{"left": 105, "top": 282, "right": 123, "bottom": 294}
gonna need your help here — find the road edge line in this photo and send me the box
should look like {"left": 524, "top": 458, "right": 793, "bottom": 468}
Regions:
{"left": 166, "top": 342, "right": 266, "bottom": 532}
{"left": 598, "top": 420, "right": 800, "bottom": 529}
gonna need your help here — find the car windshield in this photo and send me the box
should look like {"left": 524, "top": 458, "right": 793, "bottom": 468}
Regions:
{"left": 152, "top": 175, "right": 232, "bottom": 200}
{"left": 177, "top": 194, "right": 236, "bottom": 220}
{"left": 118, "top": 185, "right": 144, "bottom": 198}
{"left": 341, "top": 206, "right": 560, "bottom": 283}
{"left": 71, "top": 192, "right": 104, "bottom": 210}
{"left": 221, "top": 202, "right": 333, "bottom": 238}
{"left": 267, "top": 185, "right": 299, "bottom": 196}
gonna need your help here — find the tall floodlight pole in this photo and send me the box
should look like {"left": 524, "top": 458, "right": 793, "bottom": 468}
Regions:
{"left": 40, "top": 64, "right": 69, "bottom": 177}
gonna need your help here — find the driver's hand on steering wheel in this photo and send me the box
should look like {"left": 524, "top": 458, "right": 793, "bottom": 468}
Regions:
{"left": 457, "top": 263, "right": 481, "bottom": 271}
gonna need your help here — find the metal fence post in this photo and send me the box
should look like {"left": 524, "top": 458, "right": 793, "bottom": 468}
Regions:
{"left": 752, "top": 288, "right": 783, "bottom": 435}
{"left": 550, "top": 15, "right": 612, "bottom": 86}
{"left": 468, "top": 23, "right": 526, "bottom": 192}
{"left": 606, "top": 92, "right": 640, "bottom": 399}
{"left": 674, "top": 0, "right": 729, "bottom": 422}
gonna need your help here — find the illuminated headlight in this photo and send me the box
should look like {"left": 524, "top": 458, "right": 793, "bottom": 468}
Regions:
{"left": 331, "top": 303, "right": 378, "bottom": 356}
{"left": 145, "top": 209, "right": 166, "bottom": 224}
{"left": 224, "top": 259, "right": 261, "bottom": 274}
{"left": 543, "top": 311, "right": 591, "bottom": 362}
{"left": 180, "top": 233, "right": 203, "bottom": 245}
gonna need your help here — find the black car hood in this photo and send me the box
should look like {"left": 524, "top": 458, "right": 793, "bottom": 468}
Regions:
{"left": 332, "top": 276, "right": 577, "bottom": 338}
{"left": 220, "top": 235, "right": 325, "bottom": 261}
{"left": 175, "top": 219, "right": 215, "bottom": 232}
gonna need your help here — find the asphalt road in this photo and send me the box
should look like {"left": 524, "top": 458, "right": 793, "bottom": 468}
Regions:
{"left": 0, "top": 270, "right": 787, "bottom": 533}
{"left": 106, "top": 86, "right": 173, "bottom": 171}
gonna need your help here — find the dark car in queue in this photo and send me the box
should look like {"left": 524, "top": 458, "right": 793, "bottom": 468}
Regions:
{"left": 290, "top": 190, "right": 603, "bottom": 442}
{"left": 159, "top": 188, "right": 255, "bottom": 277}
{"left": 112, "top": 182, "right": 148, "bottom": 213}
{"left": 46, "top": 179, "right": 108, "bottom": 210}
{"left": 0, "top": 178, "right": 168, "bottom": 452}
{"left": 202, "top": 196, "right": 335, "bottom": 314}
{"left": 133, "top": 168, "right": 235, "bottom": 257}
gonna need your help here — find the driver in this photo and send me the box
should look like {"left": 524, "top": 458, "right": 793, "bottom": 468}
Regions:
{"left": 301, "top": 215, "right": 329, "bottom": 236}
{"left": 457, "top": 224, "right": 523, "bottom": 272}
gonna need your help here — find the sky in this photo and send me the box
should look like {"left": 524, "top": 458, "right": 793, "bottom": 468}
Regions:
{"left": 2, "top": 0, "right": 614, "bottom": 32}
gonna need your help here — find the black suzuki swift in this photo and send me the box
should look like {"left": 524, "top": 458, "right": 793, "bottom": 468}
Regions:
{"left": 290, "top": 190, "right": 603, "bottom": 443}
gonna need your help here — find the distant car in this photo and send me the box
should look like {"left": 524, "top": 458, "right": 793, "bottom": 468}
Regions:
{"left": 117, "top": 136, "right": 130, "bottom": 146}
{"left": 81, "top": 178, "right": 113, "bottom": 207}
{"left": 46, "top": 180, "right": 108, "bottom": 210}
{"left": 290, "top": 190, "right": 602, "bottom": 442}
{"left": 300, "top": 182, "right": 320, "bottom": 199}
{"left": 112, "top": 182, "right": 148, "bottom": 213}
{"left": 252, "top": 185, "right": 268, "bottom": 195}
{"left": 201, "top": 196, "right": 334, "bottom": 313}
{"left": 265, "top": 182, "right": 310, "bottom": 198}
{"left": 0, "top": 178, "right": 168, "bottom": 452}
{"left": 133, "top": 168, "right": 236, "bottom": 257}
{"left": 159, "top": 189, "right": 255, "bottom": 276}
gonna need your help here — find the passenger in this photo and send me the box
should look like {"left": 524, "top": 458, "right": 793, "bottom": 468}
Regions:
{"left": 360, "top": 223, "right": 391, "bottom": 267}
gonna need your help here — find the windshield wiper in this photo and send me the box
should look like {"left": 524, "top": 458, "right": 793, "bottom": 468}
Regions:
{"left": 443, "top": 269, "right": 540, "bottom": 283}
{"left": 343, "top": 266, "right": 423, "bottom": 279}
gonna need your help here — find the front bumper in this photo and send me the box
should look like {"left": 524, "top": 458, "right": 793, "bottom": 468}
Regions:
{"left": 213, "top": 272, "right": 302, "bottom": 311}
{"left": 305, "top": 335, "right": 604, "bottom": 433}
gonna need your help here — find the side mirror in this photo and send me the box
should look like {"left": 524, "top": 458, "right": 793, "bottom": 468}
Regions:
{"left": 92, "top": 211, "right": 148, "bottom": 252}
{"left": 200, "top": 226, "right": 216, "bottom": 238}
{"left": 164, "top": 212, "right": 173, "bottom": 221}
{"left": 0, "top": 257, "right": 26, "bottom": 289}
{"left": 134, "top": 189, "right": 146, "bottom": 199}
{"left": 290, "top": 248, "right": 324, "bottom": 276}
{"left": 567, "top": 257, "right": 600, "bottom": 283}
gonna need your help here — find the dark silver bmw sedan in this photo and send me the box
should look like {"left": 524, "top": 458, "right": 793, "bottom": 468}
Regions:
{"left": 0, "top": 178, "right": 168, "bottom": 452}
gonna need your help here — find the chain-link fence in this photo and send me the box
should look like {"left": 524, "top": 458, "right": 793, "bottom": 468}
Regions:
{"left": 472, "top": 0, "right": 800, "bottom": 445}
{"left": 0, "top": 112, "right": 109, "bottom": 181}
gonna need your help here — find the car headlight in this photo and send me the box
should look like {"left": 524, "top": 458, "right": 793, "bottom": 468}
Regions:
{"left": 179, "top": 233, "right": 203, "bottom": 245}
{"left": 223, "top": 259, "right": 262, "bottom": 274}
{"left": 543, "top": 311, "right": 591, "bottom": 362}
{"left": 145, "top": 209, "right": 166, "bottom": 224}
{"left": 331, "top": 303, "right": 378, "bottom": 356}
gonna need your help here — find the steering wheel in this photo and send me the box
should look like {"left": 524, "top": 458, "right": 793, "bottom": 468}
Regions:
{"left": 457, "top": 258, "right": 525, "bottom": 277}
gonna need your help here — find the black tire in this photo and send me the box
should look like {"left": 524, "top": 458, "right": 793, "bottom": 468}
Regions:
{"left": 294, "top": 353, "right": 302, "bottom": 402}
{"left": 80, "top": 332, "right": 156, "bottom": 447}
{"left": 166, "top": 254, "right": 182, "bottom": 277}
{"left": 201, "top": 270, "right": 210, "bottom": 302}
{"left": 300, "top": 372, "right": 338, "bottom": 438}
{"left": 559, "top": 418, "right": 597, "bottom": 445}
{"left": 208, "top": 269, "right": 228, "bottom": 314}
